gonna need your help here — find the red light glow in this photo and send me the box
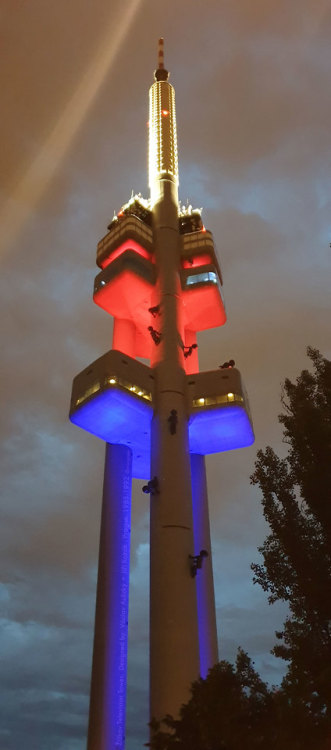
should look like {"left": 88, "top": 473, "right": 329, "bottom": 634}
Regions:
{"left": 183, "top": 330, "right": 199, "bottom": 375}
{"left": 182, "top": 254, "right": 212, "bottom": 269}
{"left": 94, "top": 269, "right": 154, "bottom": 360}
{"left": 182, "top": 284, "right": 226, "bottom": 331}
{"left": 100, "top": 239, "right": 154, "bottom": 269}
{"left": 162, "top": 110, "right": 169, "bottom": 116}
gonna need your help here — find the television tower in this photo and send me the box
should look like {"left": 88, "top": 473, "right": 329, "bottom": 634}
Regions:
{"left": 70, "top": 39, "right": 254, "bottom": 750}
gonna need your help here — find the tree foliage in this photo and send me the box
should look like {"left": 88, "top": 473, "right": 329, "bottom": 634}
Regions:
{"left": 251, "top": 347, "right": 331, "bottom": 718}
{"left": 148, "top": 650, "right": 275, "bottom": 750}
{"left": 148, "top": 650, "right": 326, "bottom": 750}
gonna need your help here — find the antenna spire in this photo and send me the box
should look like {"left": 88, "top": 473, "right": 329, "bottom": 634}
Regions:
{"left": 154, "top": 37, "right": 169, "bottom": 81}
{"left": 158, "top": 37, "right": 164, "bottom": 69}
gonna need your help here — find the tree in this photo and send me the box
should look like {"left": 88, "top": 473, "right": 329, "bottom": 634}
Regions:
{"left": 148, "top": 649, "right": 276, "bottom": 750}
{"left": 250, "top": 347, "right": 331, "bottom": 727}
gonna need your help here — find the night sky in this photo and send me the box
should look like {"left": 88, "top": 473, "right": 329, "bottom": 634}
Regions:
{"left": 1, "top": 2, "right": 330, "bottom": 748}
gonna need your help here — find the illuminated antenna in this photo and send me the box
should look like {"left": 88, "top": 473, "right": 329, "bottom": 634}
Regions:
{"left": 154, "top": 37, "right": 169, "bottom": 81}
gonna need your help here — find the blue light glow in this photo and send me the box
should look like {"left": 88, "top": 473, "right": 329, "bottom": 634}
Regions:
{"left": 186, "top": 271, "right": 218, "bottom": 285}
{"left": 190, "top": 454, "right": 218, "bottom": 679}
{"left": 70, "top": 387, "right": 254, "bottom": 477}
{"left": 99, "top": 444, "right": 131, "bottom": 750}
{"left": 70, "top": 388, "right": 152, "bottom": 479}
{"left": 188, "top": 403, "right": 254, "bottom": 453}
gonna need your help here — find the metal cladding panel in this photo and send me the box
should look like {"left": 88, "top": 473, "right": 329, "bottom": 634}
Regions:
{"left": 94, "top": 250, "right": 156, "bottom": 292}
{"left": 70, "top": 349, "right": 154, "bottom": 410}
{"left": 187, "top": 366, "right": 243, "bottom": 401}
{"left": 69, "top": 388, "right": 151, "bottom": 479}
{"left": 96, "top": 216, "right": 153, "bottom": 269}
{"left": 93, "top": 265, "right": 155, "bottom": 323}
{"left": 99, "top": 239, "right": 153, "bottom": 270}
{"left": 182, "top": 282, "right": 226, "bottom": 330}
{"left": 188, "top": 403, "right": 254, "bottom": 454}
{"left": 181, "top": 230, "right": 223, "bottom": 284}
{"left": 187, "top": 368, "right": 254, "bottom": 453}
{"left": 93, "top": 270, "right": 154, "bottom": 322}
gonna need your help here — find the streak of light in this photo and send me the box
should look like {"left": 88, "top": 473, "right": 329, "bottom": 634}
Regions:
{"left": 0, "top": 0, "right": 142, "bottom": 256}
{"left": 305, "top": 0, "right": 331, "bottom": 36}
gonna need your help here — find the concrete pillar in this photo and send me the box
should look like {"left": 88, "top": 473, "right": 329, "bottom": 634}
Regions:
{"left": 184, "top": 329, "right": 199, "bottom": 375}
{"left": 150, "top": 394, "right": 200, "bottom": 722}
{"left": 190, "top": 453, "right": 218, "bottom": 678}
{"left": 87, "top": 443, "right": 132, "bottom": 750}
{"left": 149, "top": 186, "right": 200, "bottom": 724}
{"left": 112, "top": 318, "right": 136, "bottom": 358}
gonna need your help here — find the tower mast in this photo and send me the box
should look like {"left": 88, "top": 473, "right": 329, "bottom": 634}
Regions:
{"left": 148, "top": 39, "right": 200, "bottom": 722}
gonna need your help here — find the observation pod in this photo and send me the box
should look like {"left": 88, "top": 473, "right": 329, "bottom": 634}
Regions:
{"left": 96, "top": 207, "right": 153, "bottom": 270}
{"left": 94, "top": 204, "right": 156, "bottom": 359}
{"left": 180, "top": 227, "right": 226, "bottom": 332}
{"left": 69, "top": 350, "right": 154, "bottom": 479}
{"left": 187, "top": 367, "right": 254, "bottom": 453}
{"left": 69, "top": 352, "right": 253, "bottom": 478}
{"left": 93, "top": 255, "right": 155, "bottom": 359}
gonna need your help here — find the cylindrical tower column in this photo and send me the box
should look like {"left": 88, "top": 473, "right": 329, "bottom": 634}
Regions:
{"left": 149, "top": 39, "right": 199, "bottom": 725}
{"left": 87, "top": 443, "right": 132, "bottom": 750}
{"left": 150, "top": 206, "right": 200, "bottom": 721}
{"left": 184, "top": 329, "right": 199, "bottom": 374}
{"left": 190, "top": 453, "right": 218, "bottom": 678}
{"left": 112, "top": 317, "right": 136, "bottom": 358}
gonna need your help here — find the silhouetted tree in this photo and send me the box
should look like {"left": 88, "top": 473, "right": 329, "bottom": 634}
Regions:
{"left": 148, "top": 649, "right": 276, "bottom": 750}
{"left": 251, "top": 347, "right": 331, "bottom": 730}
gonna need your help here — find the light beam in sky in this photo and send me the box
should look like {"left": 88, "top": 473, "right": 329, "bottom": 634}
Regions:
{"left": 0, "top": 0, "right": 143, "bottom": 256}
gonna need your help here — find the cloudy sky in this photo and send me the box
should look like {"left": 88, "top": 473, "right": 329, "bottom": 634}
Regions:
{"left": 1, "top": 1, "right": 330, "bottom": 748}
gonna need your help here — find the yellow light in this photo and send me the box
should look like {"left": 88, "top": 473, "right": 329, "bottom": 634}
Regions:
{"left": 109, "top": 378, "right": 116, "bottom": 384}
{"left": 0, "top": 0, "right": 142, "bottom": 256}
{"left": 198, "top": 398, "right": 205, "bottom": 404}
{"left": 149, "top": 80, "right": 178, "bottom": 207}
{"left": 227, "top": 392, "right": 234, "bottom": 401}
{"left": 138, "top": 391, "right": 143, "bottom": 396}
{"left": 130, "top": 385, "right": 136, "bottom": 392}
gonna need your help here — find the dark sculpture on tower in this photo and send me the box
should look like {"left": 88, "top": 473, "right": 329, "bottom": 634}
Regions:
{"left": 69, "top": 39, "right": 254, "bottom": 750}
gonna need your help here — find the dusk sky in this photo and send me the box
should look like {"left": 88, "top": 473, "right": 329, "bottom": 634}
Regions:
{"left": 1, "top": 1, "right": 330, "bottom": 748}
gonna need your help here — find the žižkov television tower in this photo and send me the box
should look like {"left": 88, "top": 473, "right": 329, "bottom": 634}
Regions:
{"left": 70, "top": 38, "right": 254, "bottom": 750}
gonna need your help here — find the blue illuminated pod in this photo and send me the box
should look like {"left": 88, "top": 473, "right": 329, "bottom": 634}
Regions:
{"left": 69, "top": 353, "right": 253, "bottom": 479}
{"left": 187, "top": 367, "right": 254, "bottom": 453}
{"left": 69, "top": 350, "right": 154, "bottom": 478}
